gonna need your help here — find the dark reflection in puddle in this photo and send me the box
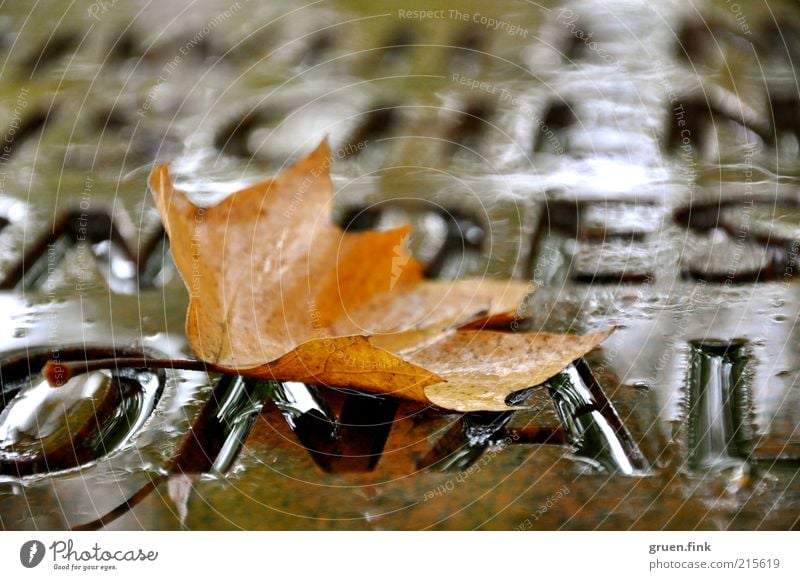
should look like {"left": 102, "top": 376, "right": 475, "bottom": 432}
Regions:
{"left": 173, "top": 375, "right": 273, "bottom": 474}
{"left": 417, "top": 411, "right": 515, "bottom": 472}
{"left": 274, "top": 382, "right": 399, "bottom": 473}
{"left": 548, "top": 362, "right": 648, "bottom": 474}
{"left": 686, "top": 340, "right": 753, "bottom": 471}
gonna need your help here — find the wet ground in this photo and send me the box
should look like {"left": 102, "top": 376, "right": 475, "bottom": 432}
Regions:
{"left": 0, "top": 0, "right": 799, "bottom": 530}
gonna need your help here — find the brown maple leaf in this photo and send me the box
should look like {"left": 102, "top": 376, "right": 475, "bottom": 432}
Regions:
{"left": 148, "top": 140, "right": 612, "bottom": 411}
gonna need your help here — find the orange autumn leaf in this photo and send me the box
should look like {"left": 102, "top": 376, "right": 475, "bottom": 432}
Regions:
{"left": 150, "top": 140, "right": 615, "bottom": 410}
{"left": 149, "top": 139, "right": 538, "bottom": 406}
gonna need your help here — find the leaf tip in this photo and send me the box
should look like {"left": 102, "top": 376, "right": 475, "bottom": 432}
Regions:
{"left": 305, "top": 136, "right": 331, "bottom": 169}
{"left": 423, "top": 383, "right": 530, "bottom": 413}
{"left": 148, "top": 163, "right": 172, "bottom": 196}
{"left": 148, "top": 163, "right": 197, "bottom": 225}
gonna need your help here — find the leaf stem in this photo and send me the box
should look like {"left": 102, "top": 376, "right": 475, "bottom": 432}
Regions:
{"left": 44, "top": 357, "right": 229, "bottom": 387}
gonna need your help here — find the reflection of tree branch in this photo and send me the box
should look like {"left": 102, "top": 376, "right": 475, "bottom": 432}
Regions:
{"left": 70, "top": 374, "right": 243, "bottom": 530}
{"left": 71, "top": 474, "right": 165, "bottom": 531}
{"left": 72, "top": 471, "right": 201, "bottom": 531}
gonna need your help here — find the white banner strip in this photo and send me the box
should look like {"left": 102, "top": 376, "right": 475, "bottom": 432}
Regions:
{"left": 1, "top": 531, "right": 797, "bottom": 579}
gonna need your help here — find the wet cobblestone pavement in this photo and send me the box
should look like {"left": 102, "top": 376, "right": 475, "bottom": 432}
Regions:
{"left": 1, "top": 0, "right": 799, "bottom": 530}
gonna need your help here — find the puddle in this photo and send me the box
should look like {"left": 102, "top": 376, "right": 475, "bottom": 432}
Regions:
{"left": 0, "top": 347, "right": 165, "bottom": 477}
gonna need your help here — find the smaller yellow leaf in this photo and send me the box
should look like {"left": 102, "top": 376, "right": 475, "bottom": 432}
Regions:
{"left": 373, "top": 327, "right": 616, "bottom": 412}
